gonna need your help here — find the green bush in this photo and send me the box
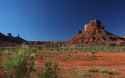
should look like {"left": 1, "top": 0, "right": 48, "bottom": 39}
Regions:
{"left": 3, "top": 48, "right": 35, "bottom": 78}
{"left": 40, "top": 61, "right": 59, "bottom": 78}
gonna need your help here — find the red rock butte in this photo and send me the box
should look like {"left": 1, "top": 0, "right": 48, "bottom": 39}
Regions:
{"left": 69, "top": 19, "right": 125, "bottom": 45}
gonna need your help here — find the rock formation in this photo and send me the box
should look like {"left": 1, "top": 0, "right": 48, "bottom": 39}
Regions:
{"left": 69, "top": 19, "right": 125, "bottom": 45}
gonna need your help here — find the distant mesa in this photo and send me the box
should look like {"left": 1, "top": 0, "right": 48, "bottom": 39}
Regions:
{"left": 69, "top": 19, "right": 125, "bottom": 45}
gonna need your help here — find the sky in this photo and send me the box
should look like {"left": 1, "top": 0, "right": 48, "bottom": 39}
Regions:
{"left": 0, "top": 0, "right": 125, "bottom": 41}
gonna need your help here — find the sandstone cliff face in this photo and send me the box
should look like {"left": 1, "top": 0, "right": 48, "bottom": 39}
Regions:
{"left": 84, "top": 19, "right": 104, "bottom": 33}
{"left": 70, "top": 19, "right": 125, "bottom": 45}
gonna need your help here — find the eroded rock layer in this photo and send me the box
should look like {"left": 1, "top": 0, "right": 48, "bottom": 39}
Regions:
{"left": 70, "top": 19, "right": 125, "bottom": 45}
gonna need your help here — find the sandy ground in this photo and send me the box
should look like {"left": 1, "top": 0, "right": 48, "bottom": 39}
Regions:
{"left": 1, "top": 52, "right": 125, "bottom": 78}
{"left": 35, "top": 52, "right": 125, "bottom": 78}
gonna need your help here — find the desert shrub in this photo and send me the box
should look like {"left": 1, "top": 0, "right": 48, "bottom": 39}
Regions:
{"left": 100, "top": 68, "right": 119, "bottom": 75}
{"left": 82, "top": 73, "right": 92, "bottom": 78}
{"left": 88, "top": 68, "right": 99, "bottom": 73}
{"left": 3, "top": 48, "right": 35, "bottom": 78}
{"left": 81, "top": 67, "right": 120, "bottom": 78}
{"left": 56, "top": 45, "right": 125, "bottom": 52}
{"left": 40, "top": 61, "right": 59, "bottom": 78}
{"left": 14, "top": 58, "right": 27, "bottom": 78}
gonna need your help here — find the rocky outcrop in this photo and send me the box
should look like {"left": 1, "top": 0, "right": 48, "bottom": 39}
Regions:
{"left": 69, "top": 19, "right": 125, "bottom": 45}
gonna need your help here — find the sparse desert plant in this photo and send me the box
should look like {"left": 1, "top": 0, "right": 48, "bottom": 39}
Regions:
{"left": 3, "top": 48, "right": 35, "bottom": 78}
{"left": 40, "top": 61, "right": 59, "bottom": 78}
{"left": 80, "top": 67, "right": 120, "bottom": 78}
{"left": 87, "top": 68, "right": 99, "bottom": 73}
{"left": 100, "top": 68, "right": 119, "bottom": 78}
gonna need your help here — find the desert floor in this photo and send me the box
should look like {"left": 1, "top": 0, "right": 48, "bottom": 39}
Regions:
{"left": 35, "top": 51, "right": 125, "bottom": 78}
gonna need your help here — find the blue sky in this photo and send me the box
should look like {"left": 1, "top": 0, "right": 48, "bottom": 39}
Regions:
{"left": 0, "top": 0, "right": 125, "bottom": 41}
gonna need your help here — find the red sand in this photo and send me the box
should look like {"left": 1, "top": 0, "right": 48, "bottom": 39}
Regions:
{"left": 35, "top": 52, "right": 125, "bottom": 77}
